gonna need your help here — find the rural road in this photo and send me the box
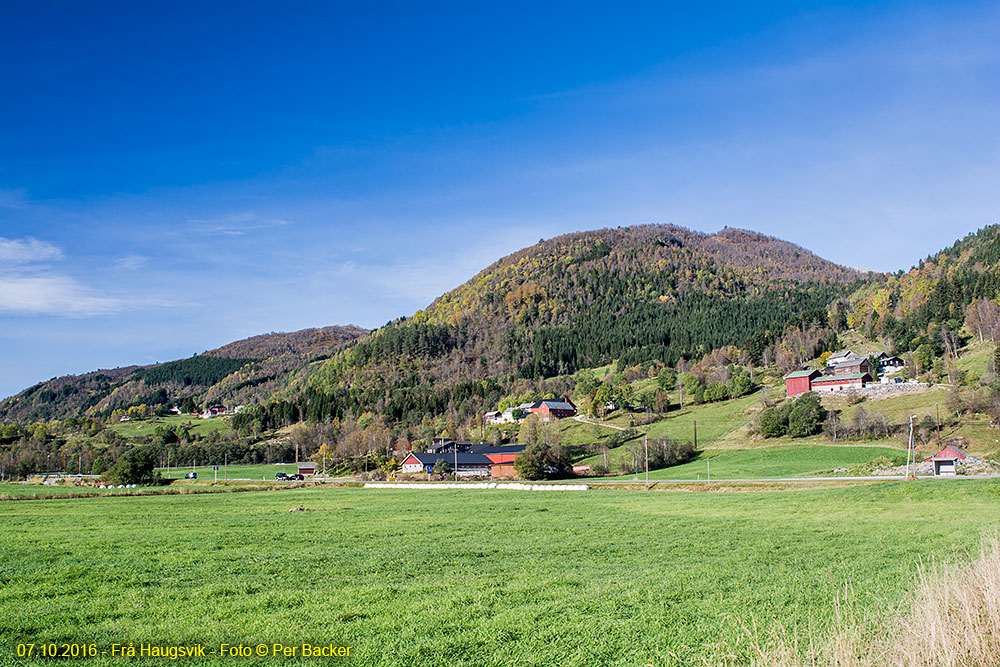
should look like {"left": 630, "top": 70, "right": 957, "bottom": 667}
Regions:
{"left": 573, "top": 415, "right": 627, "bottom": 430}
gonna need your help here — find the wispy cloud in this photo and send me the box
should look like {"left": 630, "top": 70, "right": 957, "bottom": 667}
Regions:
{"left": 188, "top": 212, "right": 292, "bottom": 235}
{"left": 0, "top": 237, "right": 63, "bottom": 264}
{"left": 114, "top": 254, "right": 148, "bottom": 271}
{"left": 0, "top": 237, "right": 166, "bottom": 317}
{"left": 0, "top": 275, "right": 126, "bottom": 317}
{"left": 0, "top": 188, "right": 31, "bottom": 210}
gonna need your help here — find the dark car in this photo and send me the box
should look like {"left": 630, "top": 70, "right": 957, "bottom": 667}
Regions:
{"left": 184, "top": 472, "right": 197, "bottom": 479}
{"left": 288, "top": 473, "right": 304, "bottom": 481}
{"left": 275, "top": 472, "right": 288, "bottom": 480}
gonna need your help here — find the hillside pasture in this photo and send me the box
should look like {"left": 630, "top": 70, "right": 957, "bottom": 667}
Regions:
{"left": 583, "top": 444, "right": 906, "bottom": 480}
{"left": 107, "top": 414, "right": 232, "bottom": 439}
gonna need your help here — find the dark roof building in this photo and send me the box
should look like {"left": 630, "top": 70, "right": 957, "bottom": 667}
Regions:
{"left": 400, "top": 452, "right": 494, "bottom": 476}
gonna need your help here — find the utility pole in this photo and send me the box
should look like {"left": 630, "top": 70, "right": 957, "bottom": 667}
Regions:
{"left": 906, "top": 414, "right": 916, "bottom": 479}
{"left": 693, "top": 420, "right": 698, "bottom": 450}
{"left": 936, "top": 405, "right": 941, "bottom": 441}
{"left": 225, "top": 452, "right": 228, "bottom": 481}
{"left": 454, "top": 444, "right": 458, "bottom": 482}
{"left": 644, "top": 434, "right": 649, "bottom": 482}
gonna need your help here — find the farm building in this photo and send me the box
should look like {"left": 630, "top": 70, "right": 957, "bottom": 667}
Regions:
{"left": 874, "top": 352, "right": 904, "bottom": 371}
{"left": 810, "top": 373, "right": 870, "bottom": 392}
{"left": 297, "top": 462, "right": 316, "bottom": 476}
{"left": 930, "top": 445, "right": 968, "bottom": 476}
{"left": 784, "top": 370, "right": 821, "bottom": 397}
{"left": 827, "top": 357, "right": 874, "bottom": 377}
{"left": 525, "top": 398, "right": 577, "bottom": 420}
{"left": 400, "top": 452, "right": 494, "bottom": 477}
{"left": 470, "top": 444, "right": 526, "bottom": 478}
{"left": 490, "top": 462, "right": 517, "bottom": 477}
{"left": 826, "top": 350, "right": 862, "bottom": 365}
{"left": 426, "top": 439, "right": 476, "bottom": 454}
{"left": 470, "top": 444, "right": 525, "bottom": 464}
{"left": 785, "top": 369, "right": 870, "bottom": 396}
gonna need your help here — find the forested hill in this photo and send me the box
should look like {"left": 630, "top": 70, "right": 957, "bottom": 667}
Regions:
{"left": 300, "top": 225, "right": 865, "bottom": 425}
{"left": 838, "top": 224, "right": 1000, "bottom": 354}
{"left": 0, "top": 325, "right": 367, "bottom": 423}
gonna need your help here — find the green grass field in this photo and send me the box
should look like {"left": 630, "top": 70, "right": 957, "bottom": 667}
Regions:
{"left": 0, "top": 483, "right": 128, "bottom": 499}
{"left": 107, "top": 414, "right": 232, "bottom": 439}
{"left": 601, "top": 444, "right": 907, "bottom": 480}
{"left": 642, "top": 393, "right": 761, "bottom": 445}
{"left": 158, "top": 463, "right": 305, "bottom": 480}
{"left": 2, "top": 482, "right": 999, "bottom": 666}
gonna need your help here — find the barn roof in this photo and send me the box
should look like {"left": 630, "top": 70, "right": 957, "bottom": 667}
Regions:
{"left": 784, "top": 370, "right": 818, "bottom": 379}
{"left": 526, "top": 398, "right": 576, "bottom": 411}
{"left": 468, "top": 444, "right": 527, "bottom": 454}
{"left": 830, "top": 359, "right": 869, "bottom": 369}
{"left": 812, "top": 373, "right": 868, "bottom": 381}
{"left": 404, "top": 452, "right": 494, "bottom": 466}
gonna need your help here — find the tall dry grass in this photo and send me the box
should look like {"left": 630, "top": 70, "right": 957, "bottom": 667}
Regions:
{"left": 715, "top": 536, "right": 1000, "bottom": 667}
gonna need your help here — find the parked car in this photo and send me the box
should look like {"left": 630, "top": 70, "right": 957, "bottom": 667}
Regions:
{"left": 275, "top": 472, "right": 288, "bottom": 480}
{"left": 184, "top": 472, "right": 197, "bottom": 479}
{"left": 288, "top": 473, "right": 304, "bottom": 481}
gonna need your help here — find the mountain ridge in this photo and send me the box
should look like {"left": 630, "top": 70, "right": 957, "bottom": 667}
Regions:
{"left": 0, "top": 325, "right": 368, "bottom": 422}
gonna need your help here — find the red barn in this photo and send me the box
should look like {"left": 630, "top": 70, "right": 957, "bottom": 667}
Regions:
{"left": 784, "top": 370, "right": 821, "bottom": 397}
{"left": 468, "top": 444, "right": 527, "bottom": 478}
{"left": 526, "top": 398, "right": 577, "bottom": 420}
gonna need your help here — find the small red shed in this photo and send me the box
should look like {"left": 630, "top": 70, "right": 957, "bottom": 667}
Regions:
{"left": 930, "top": 445, "right": 967, "bottom": 476}
{"left": 784, "top": 370, "right": 820, "bottom": 397}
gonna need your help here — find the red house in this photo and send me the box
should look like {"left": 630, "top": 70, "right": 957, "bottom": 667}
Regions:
{"left": 526, "top": 398, "right": 577, "bottom": 420}
{"left": 784, "top": 370, "right": 820, "bottom": 397}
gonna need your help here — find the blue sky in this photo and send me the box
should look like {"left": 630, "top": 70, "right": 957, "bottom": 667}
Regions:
{"left": 2, "top": 1, "right": 1000, "bottom": 399}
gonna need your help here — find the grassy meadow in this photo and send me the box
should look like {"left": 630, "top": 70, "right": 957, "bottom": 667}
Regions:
{"left": 107, "top": 414, "right": 232, "bottom": 439}
{"left": 157, "top": 463, "right": 304, "bottom": 480}
{"left": 599, "top": 444, "right": 907, "bottom": 480}
{"left": 3, "top": 481, "right": 1000, "bottom": 666}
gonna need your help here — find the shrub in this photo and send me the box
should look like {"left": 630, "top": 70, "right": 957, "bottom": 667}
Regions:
{"left": 788, "top": 393, "right": 826, "bottom": 437}
{"left": 758, "top": 406, "right": 788, "bottom": 438}
{"left": 704, "top": 382, "right": 729, "bottom": 403}
{"left": 513, "top": 444, "right": 570, "bottom": 480}
{"left": 103, "top": 447, "right": 158, "bottom": 485}
{"left": 759, "top": 394, "right": 823, "bottom": 438}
